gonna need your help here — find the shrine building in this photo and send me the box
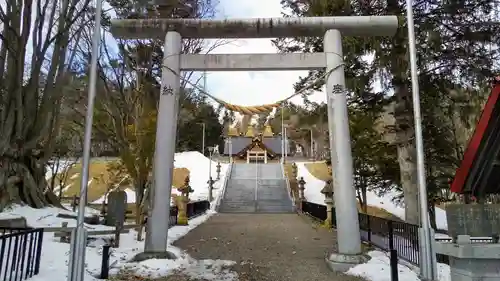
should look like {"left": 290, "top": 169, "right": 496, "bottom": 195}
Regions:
{"left": 223, "top": 124, "right": 288, "bottom": 163}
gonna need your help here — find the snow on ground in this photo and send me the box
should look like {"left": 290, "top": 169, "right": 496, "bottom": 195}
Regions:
{"left": 0, "top": 204, "right": 102, "bottom": 228}
{"left": 91, "top": 151, "right": 228, "bottom": 204}
{"left": 296, "top": 162, "right": 448, "bottom": 230}
{"left": 173, "top": 151, "right": 228, "bottom": 202}
{"left": 296, "top": 162, "right": 452, "bottom": 281}
{"left": 2, "top": 155, "right": 453, "bottom": 281}
{"left": 45, "top": 160, "right": 75, "bottom": 180}
{"left": 1, "top": 206, "right": 235, "bottom": 281}
{"left": 0, "top": 152, "right": 234, "bottom": 281}
{"left": 434, "top": 208, "right": 448, "bottom": 230}
{"left": 93, "top": 188, "right": 136, "bottom": 204}
{"left": 347, "top": 251, "right": 451, "bottom": 281}
{"left": 296, "top": 162, "right": 405, "bottom": 218}
{"left": 53, "top": 183, "right": 73, "bottom": 196}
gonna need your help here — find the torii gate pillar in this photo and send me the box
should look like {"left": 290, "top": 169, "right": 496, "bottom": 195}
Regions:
{"left": 111, "top": 15, "right": 399, "bottom": 271}
{"left": 323, "top": 29, "right": 367, "bottom": 270}
{"left": 144, "top": 31, "right": 182, "bottom": 253}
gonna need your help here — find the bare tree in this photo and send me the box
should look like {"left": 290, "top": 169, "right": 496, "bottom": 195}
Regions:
{"left": 0, "top": 0, "right": 93, "bottom": 209}
{"left": 70, "top": 0, "right": 232, "bottom": 223}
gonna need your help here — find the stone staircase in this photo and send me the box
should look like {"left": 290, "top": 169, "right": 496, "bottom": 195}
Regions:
{"left": 218, "top": 163, "right": 294, "bottom": 213}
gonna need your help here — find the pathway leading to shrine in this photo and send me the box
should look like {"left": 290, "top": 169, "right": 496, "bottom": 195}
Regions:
{"left": 171, "top": 163, "right": 364, "bottom": 280}
{"left": 173, "top": 213, "right": 367, "bottom": 281}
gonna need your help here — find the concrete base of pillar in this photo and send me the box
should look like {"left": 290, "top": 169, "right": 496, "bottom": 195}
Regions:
{"left": 325, "top": 252, "right": 369, "bottom": 272}
{"left": 131, "top": 251, "right": 177, "bottom": 262}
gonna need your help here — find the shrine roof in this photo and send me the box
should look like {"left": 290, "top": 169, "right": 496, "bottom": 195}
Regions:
{"left": 451, "top": 77, "right": 500, "bottom": 196}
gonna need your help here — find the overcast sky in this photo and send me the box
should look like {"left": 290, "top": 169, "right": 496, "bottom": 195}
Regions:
{"left": 200, "top": 0, "right": 326, "bottom": 107}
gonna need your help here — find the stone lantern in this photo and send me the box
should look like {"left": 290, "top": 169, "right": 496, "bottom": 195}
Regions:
{"left": 291, "top": 163, "right": 298, "bottom": 179}
{"left": 207, "top": 177, "right": 215, "bottom": 202}
{"left": 176, "top": 175, "right": 193, "bottom": 225}
{"left": 321, "top": 179, "right": 334, "bottom": 227}
{"left": 216, "top": 162, "right": 222, "bottom": 180}
{"left": 298, "top": 177, "right": 306, "bottom": 201}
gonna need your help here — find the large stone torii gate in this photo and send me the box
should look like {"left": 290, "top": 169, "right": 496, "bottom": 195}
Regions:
{"left": 111, "top": 15, "right": 399, "bottom": 271}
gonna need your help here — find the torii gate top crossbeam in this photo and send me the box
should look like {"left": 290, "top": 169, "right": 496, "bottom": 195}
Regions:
{"left": 110, "top": 16, "right": 399, "bottom": 39}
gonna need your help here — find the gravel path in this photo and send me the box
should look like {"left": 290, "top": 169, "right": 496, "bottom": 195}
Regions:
{"left": 171, "top": 213, "right": 367, "bottom": 281}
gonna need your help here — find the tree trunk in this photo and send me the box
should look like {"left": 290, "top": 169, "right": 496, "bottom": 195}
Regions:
{"left": 392, "top": 73, "right": 421, "bottom": 225}
{"left": 356, "top": 190, "right": 363, "bottom": 210}
{"left": 429, "top": 204, "right": 437, "bottom": 230}
{"left": 0, "top": 156, "right": 50, "bottom": 210}
{"left": 396, "top": 137, "right": 420, "bottom": 225}
{"left": 361, "top": 184, "right": 368, "bottom": 213}
{"left": 49, "top": 160, "right": 60, "bottom": 191}
{"left": 59, "top": 178, "right": 64, "bottom": 200}
{"left": 134, "top": 180, "right": 147, "bottom": 225}
{"left": 137, "top": 184, "right": 152, "bottom": 242}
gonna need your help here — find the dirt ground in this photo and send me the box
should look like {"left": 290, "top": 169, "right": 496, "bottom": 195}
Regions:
{"left": 171, "top": 213, "right": 367, "bottom": 281}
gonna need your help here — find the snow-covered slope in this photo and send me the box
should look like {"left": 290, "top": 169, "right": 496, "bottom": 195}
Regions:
{"left": 173, "top": 151, "right": 228, "bottom": 201}
{"left": 91, "top": 151, "right": 228, "bottom": 204}
{"left": 295, "top": 162, "right": 448, "bottom": 230}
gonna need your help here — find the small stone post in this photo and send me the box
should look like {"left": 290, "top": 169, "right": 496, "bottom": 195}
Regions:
{"left": 60, "top": 222, "right": 69, "bottom": 243}
{"left": 113, "top": 221, "right": 123, "bottom": 248}
{"left": 321, "top": 180, "right": 334, "bottom": 228}
{"left": 207, "top": 177, "right": 215, "bottom": 202}
{"left": 71, "top": 195, "right": 79, "bottom": 212}
{"left": 177, "top": 176, "right": 193, "bottom": 225}
{"left": 298, "top": 177, "right": 306, "bottom": 201}
{"left": 100, "top": 200, "right": 107, "bottom": 217}
{"left": 216, "top": 162, "right": 221, "bottom": 180}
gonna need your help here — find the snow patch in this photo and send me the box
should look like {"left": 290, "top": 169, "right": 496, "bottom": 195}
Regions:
{"left": 1, "top": 151, "right": 233, "bottom": 281}
{"left": 296, "top": 162, "right": 452, "bottom": 281}
{"left": 90, "top": 151, "right": 228, "bottom": 204}
{"left": 347, "top": 251, "right": 451, "bottom": 281}
{"left": 45, "top": 160, "right": 75, "bottom": 180}
{"left": 173, "top": 151, "right": 228, "bottom": 202}
{"left": 296, "top": 162, "right": 448, "bottom": 230}
{"left": 296, "top": 162, "right": 405, "bottom": 218}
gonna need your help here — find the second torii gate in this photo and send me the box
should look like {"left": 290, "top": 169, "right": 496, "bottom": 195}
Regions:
{"left": 111, "top": 15, "right": 399, "bottom": 271}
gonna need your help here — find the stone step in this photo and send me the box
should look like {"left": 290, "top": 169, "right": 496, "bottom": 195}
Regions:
{"left": 218, "top": 200, "right": 256, "bottom": 213}
{"left": 219, "top": 201, "right": 294, "bottom": 213}
{"left": 219, "top": 163, "right": 292, "bottom": 213}
{"left": 256, "top": 202, "right": 295, "bottom": 213}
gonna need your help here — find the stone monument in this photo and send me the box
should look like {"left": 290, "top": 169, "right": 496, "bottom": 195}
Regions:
{"left": 105, "top": 190, "right": 127, "bottom": 227}
{"left": 435, "top": 203, "right": 500, "bottom": 281}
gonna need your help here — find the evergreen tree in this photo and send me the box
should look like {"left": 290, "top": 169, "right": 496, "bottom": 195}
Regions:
{"left": 176, "top": 95, "right": 223, "bottom": 153}
{"left": 277, "top": 0, "right": 499, "bottom": 224}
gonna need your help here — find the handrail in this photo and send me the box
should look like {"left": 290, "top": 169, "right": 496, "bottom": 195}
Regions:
{"left": 281, "top": 163, "right": 296, "bottom": 207}
{"left": 214, "top": 162, "right": 233, "bottom": 211}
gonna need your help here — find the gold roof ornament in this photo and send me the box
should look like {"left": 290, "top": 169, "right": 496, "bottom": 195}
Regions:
{"left": 227, "top": 127, "right": 239, "bottom": 136}
{"left": 263, "top": 125, "right": 274, "bottom": 137}
{"left": 245, "top": 126, "right": 255, "bottom": 137}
